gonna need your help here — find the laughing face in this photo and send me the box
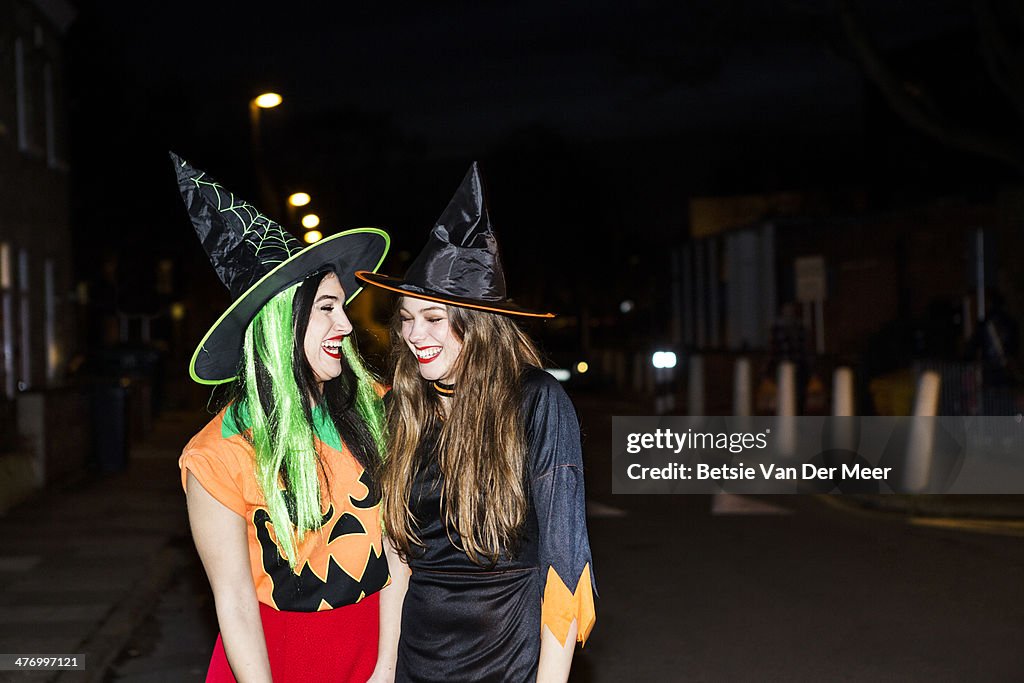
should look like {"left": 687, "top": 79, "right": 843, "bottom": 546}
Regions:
{"left": 399, "top": 297, "right": 463, "bottom": 383}
{"left": 303, "top": 272, "right": 353, "bottom": 387}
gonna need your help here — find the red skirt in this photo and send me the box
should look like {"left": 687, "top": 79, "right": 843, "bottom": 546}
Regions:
{"left": 206, "top": 592, "right": 379, "bottom": 682}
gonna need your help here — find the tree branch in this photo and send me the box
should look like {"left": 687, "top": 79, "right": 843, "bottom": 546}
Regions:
{"left": 973, "top": 0, "right": 1024, "bottom": 122}
{"left": 840, "top": 0, "right": 1024, "bottom": 171}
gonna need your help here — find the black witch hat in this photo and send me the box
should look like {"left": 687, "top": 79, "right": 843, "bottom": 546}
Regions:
{"left": 355, "top": 162, "right": 553, "bottom": 318}
{"left": 170, "top": 152, "right": 390, "bottom": 384}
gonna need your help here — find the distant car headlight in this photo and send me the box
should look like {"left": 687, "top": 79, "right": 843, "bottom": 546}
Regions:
{"left": 651, "top": 351, "right": 677, "bottom": 369}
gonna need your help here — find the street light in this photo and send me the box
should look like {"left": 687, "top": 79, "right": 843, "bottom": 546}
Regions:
{"left": 285, "top": 192, "right": 311, "bottom": 229}
{"left": 301, "top": 213, "right": 320, "bottom": 229}
{"left": 253, "top": 92, "right": 282, "bottom": 109}
{"left": 249, "top": 92, "right": 282, "bottom": 216}
{"left": 303, "top": 230, "right": 323, "bottom": 244}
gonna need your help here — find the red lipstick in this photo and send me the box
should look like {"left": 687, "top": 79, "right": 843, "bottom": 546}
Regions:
{"left": 322, "top": 335, "right": 344, "bottom": 359}
{"left": 414, "top": 345, "right": 441, "bottom": 364}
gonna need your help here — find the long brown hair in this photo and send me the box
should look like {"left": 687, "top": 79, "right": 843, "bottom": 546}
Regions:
{"left": 382, "top": 301, "right": 542, "bottom": 566}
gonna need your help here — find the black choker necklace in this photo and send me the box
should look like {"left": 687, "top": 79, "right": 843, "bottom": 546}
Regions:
{"left": 431, "top": 380, "right": 455, "bottom": 397}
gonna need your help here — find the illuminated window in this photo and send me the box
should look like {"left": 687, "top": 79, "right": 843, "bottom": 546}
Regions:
{"left": 45, "top": 259, "right": 57, "bottom": 384}
{"left": 18, "top": 249, "right": 30, "bottom": 390}
{"left": 0, "top": 244, "right": 12, "bottom": 399}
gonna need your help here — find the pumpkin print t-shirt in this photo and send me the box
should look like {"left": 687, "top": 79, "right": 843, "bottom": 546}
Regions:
{"left": 179, "top": 404, "right": 389, "bottom": 611}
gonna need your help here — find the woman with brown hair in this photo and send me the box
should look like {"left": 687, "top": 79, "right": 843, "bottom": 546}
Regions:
{"left": 357, "top": 163, "right": 596, "bottom": 682}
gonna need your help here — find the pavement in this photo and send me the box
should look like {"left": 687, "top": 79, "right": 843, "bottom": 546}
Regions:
{"left": 1, "top": 392, "right": 1023, "bottom": 682}
{"left": 0, "top": 409, "right": 210, "bottom": 683}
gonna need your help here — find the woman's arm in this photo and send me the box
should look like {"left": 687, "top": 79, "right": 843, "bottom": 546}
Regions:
{"left": 524, "top": 370, "right": 597, "bottom": 679}
{"left": 537, "top": 618, "right": 578, "bottom": 682}
{"left": 367, "top": 538, "right": 410, "bottom": 683}
{"left": 186, "top": 471, "right": 272, "bottom": 683}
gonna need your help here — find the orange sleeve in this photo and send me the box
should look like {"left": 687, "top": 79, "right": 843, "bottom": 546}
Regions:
{"left": 542, "top": 563, "right": 596, "bottom": 647}
{"left": 179, "top": 443, "right": 249, "bottom": 517}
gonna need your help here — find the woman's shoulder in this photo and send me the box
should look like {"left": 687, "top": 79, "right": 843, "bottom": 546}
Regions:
{"left": 521, "top": 365, "right": 560, "bottom": 389}
{"left": 182, "top": 406, "right": 253, "bottom": 461}
{"left": 520, "top": 366, "right": 583, "bottom": 470}
{"left": 520, "top": 366, "right": 573, "bottom": 410}
{"left": 179, "top": 407, "right": 255, "bottom": 514}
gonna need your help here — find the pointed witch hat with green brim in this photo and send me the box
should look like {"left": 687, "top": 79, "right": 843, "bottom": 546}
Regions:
{"left": 169, "top": 151, "right": 390, "bottom": 384}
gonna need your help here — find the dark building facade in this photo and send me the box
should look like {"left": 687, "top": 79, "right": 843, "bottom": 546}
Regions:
{"left": 0, "top": 0, "right": 79, "bottom": 509}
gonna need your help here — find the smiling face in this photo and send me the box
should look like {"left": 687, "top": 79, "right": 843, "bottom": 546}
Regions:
{"left": 399, "top": 296, "right": 463, "bottom": 383}
{"left": 303, "top": 272, "right": 353, "bottom": 387}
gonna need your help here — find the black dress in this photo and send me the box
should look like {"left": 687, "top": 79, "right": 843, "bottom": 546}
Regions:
{"left": 396, "top": 368, "right": 596, "bottom": 683}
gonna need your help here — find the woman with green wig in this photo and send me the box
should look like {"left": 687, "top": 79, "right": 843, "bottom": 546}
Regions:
{"left": 170, "top": 153, "right": 401, "bottom": 682}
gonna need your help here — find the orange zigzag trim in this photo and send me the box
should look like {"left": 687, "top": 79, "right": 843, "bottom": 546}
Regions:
{"left": 541, "top": 563, "right": 595, "bottom": 647}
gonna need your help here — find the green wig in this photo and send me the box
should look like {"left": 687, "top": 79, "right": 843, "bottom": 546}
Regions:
{"left": 232, "top": 281, "right": 386, "bottom": 567}
{"left": 342, "top": 338, "right": 387, "bottom": 460}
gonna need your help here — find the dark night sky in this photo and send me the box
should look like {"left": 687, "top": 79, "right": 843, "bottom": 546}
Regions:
{"left": 63, "top": 0, "right": 1012, "bottom": 347}
{"left": 74, "top": 1, "right": 971, "bottom": 147}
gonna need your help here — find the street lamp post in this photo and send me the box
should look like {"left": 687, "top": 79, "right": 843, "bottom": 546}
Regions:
{"left": 249, "top": 92, "right": 282, "bottom": 217}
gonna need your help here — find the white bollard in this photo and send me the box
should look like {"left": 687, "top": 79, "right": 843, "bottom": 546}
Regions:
{"left": 911, "top": 370, "right": 941, "bottom": 417}
{"left": 776, "top": 361, "right": 797, "bottom": 456}
{"left": 832, "top": 367, "right": 855, "bottom": 417}
{"left": 829, "top": 366, "right": 858, "bottom": 453}
{"left": 688, "top": 354, "right": 704, "bottom": 416}
{"left": 904, "top": 370, "right": 941, "bottom": 492}
{"left": 776, "top": 361, "right": 797, "bottom": 417}
{"left": 733, "top": 357, "right": 752, "bottom": 417}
